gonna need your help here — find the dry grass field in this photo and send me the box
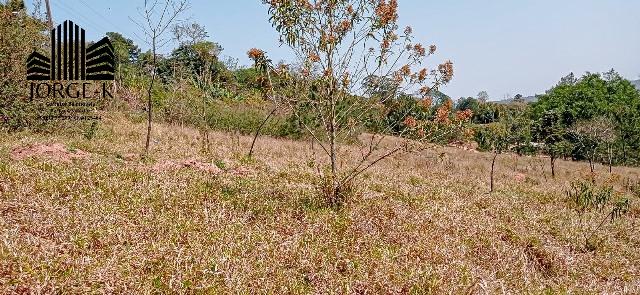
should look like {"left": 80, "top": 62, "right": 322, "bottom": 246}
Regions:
{"left": 1, "top": 113, "right": 639, "bottom": 294}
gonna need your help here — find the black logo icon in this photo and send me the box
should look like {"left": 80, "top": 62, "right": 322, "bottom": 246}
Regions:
{"left": 27, "top": 20, "right": 115, "bottom": 81}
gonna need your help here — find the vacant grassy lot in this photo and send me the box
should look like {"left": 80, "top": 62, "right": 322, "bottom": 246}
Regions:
{"left": 1, "top": 114, "right": 639, "bottom": 294}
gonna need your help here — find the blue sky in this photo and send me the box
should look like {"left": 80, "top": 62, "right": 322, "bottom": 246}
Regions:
{"left": 29, "top": 0, "right": 640, "bottom": 100}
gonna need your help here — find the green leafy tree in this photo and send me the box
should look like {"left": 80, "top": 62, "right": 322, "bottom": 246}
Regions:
{"left": 456, "top": 97, "right": 480, "bottom": 114}
{"left": 570, "top": 117, "right": 616, "bottom": 173}
{"left": 106, "top": 32, "right": 141, "bottom": 92}
{"left": 0, "top": 4, "right": 47, "bottom": 130}
{"left": 533, "top": 70, "right": 640, "bottom": 167}
{"left": 475, "top": 123, "right": 510, "bottom": 193}
{"left": 534, "top": 110, "right": 571, "bottom": 178}
{"left": 6, "top": 0, "right": 25, "bottom": 12}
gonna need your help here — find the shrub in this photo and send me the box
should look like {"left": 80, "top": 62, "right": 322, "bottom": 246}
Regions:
{"left": 566, "top": 179, "right": 631, "bottom": 251}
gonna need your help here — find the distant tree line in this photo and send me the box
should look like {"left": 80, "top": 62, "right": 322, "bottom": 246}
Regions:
{"left": 467, "top": 71, "right": 640, "bottom": 175}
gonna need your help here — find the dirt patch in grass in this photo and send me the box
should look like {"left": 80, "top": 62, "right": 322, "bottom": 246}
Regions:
{"left": 9, "top": 143, "right": 90, "bottom": 163}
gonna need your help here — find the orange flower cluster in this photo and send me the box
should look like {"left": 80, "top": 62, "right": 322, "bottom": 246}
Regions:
{"left": 429, "top": 45, "right": 437, "bottom": 55}
{"left": 438, "top": 60, "right": 454, "bottom": 83}
{"left": 420, "top": 97, "right": 432, "bottom": 110}
{"left": 403, "top": 116, "right": 417, "bottom": 128}
{"left": 375, "top": 0, "right": 398, "bottom": 26}
{"left": 298, "top": 0, "right": 312, "bottom": 10}
{"left": 308, "top": 53, "right": 320, "bottom": 63}
{"left": 382, "top": 38, "right": 390, "bottom": 50}
{"left": 380, "top": 32, "right": 398, "bottom": 52}
{"left": 321, "top": 31, "right": 337, "bottom": 48}
{"left": 455, "top": 109, "right": 474, "bottom": 122}
{"left": 341, "top": 72, "right": 350, "bottom": 87}
{"left": 413, "top": 44, "right": 426, "bottom": 57}
{"left": 392, "top": 71, "right": 403, "bottom": 84}
{"left": 418, "top": 68, "right": 428, "bottom": 81}
{"left": 338, "top": 19, "right": 352, "bottom": 33}
{"left": 247, "top": 48, "right": 265, "bottom": 60}
{"left": 435, "top": 99, "right": 453, "bottom": 124}
{"left": 419, "top": 86, "right": 431, "bottom": 97}
{"left": 404, "top": 26, "right": 413, "bottom": 35}
{"left": 347, "top": 5, "right": 354, "bottom": 14}
{"left": 400, "top": 65, "right": 411, "bottom": 77}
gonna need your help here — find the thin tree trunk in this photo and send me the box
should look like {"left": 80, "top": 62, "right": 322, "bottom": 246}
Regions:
{"left": 551, "top": 156, "right": 556, "bottom": 178}
{"left": 490, "top": 153, "right": 498, "bottom": 193}
{"left": 327, "top": 50, "right": 339, "bottom": 204}
{"left": 608, "top": 145, "right": 613, "bottom": 173}
{"left": 329, "top": 105, "right": 338, "bottom": 204}
{"left": 201, "top": 60, "right": 210, "bottom": 153}
{"left": 145, "top": 42, "right": 156, "bottom": 155}
{"left": 248, "top": 107, "right": 277, "bottom": 158}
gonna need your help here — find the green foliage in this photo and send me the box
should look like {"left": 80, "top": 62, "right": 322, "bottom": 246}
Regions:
{"left": 4, "top": 2, "right": 638, "bottom": 177}
{"left": 474, "top": 123, "right": 509, "bottom": 153}
{"left": 202, "top": 102, "right": 290, "bottom": 137}
{"left": 533, "top": 110, "right": 572, "bottom": 160}
{"left": 566, "top": 179, "right": 631, "bottom": 251}
{"left": 475, "top": 112, "right": 533, "bottom": 155}
{"left": 505, "top": 113, "right": 535, "bottom": 155}
{"left": 0, "top": 5, "right": 47, "bottom": 131}
{"left": 381, "top": 94, "right": 431, "bottom": 134}
{"left": 530, "top": 71, "right": 640, "bottom": 166}
{"left": 106, "top": 32, "right": 141, "bottom": 67}
{"left": 362, "top": 75, "right": 399, "bottom": 101}
{"left": 455, "top": 97, "right": 479, "bottom": 114}
{"left": 6, "top": 0, "right": 24, "bottom": 11}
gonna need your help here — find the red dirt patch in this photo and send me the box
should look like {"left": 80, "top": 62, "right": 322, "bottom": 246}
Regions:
{"left": 515, "top": 173, "right": 527, "bottom": 182}
{"left": 10, "top": 143, "right": 90, "bottom": 163}
{"left": 229, "top": 166, "right": 254, "bottom": 176}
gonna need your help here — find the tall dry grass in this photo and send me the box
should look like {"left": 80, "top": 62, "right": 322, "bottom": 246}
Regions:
{"left": 0, "top": 113, "right": 638, "bottom": 294}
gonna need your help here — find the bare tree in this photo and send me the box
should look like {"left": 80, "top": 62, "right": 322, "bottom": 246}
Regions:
{"left": 572, "top": 117, "right": 616, "bottom": 173}
{"left": 477, "top": 91, "right": 489, "bottom": 103}
{"left": 131, "top": 0, "right": 189, "bottom": 154}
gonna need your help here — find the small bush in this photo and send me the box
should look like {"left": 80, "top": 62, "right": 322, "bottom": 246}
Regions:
{"left": 566, "top": 179, "right": 631, "bottom": 251}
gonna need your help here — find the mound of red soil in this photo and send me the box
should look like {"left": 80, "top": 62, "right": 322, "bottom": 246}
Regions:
{"left": 10, "top": 143, "right": 90, "bottom": 163}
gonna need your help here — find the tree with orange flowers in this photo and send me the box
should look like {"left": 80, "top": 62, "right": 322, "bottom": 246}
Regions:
{"left": 261, "top": 0, "right": 465, "bottom": 207}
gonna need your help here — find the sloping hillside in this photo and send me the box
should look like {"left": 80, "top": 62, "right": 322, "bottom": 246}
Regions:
{"left": 0, "top": 113, "right": 639, "bottom": 293}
